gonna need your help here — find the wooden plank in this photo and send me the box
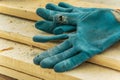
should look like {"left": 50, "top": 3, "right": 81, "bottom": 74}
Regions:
{"left": 0, "top": 65, "right": 43, "bottom": 80}
{"left": 80, "top": 0, "right": 120, "bottom": 7}
{"left": 0, "top": 13, "right": 57, "bottom": 50}
{"left": 0, "top": 29, "right": 56, "bottom": 50}
{"left": 1, "top": 10, "right": 120, "bottom": 72}
{"left": 0, "top": 0, "right": 119, "bottom": 21}
{"left": 0, "top": 73, "right": 16, "bottom": 80}
{"left": 0, "top": 38, "right": 120, "bottom": 80}
{"left": 1, "top": 27, "right": 120, "bottom": 73}
{"left": 0, "top": 1, "right": 120, "bottom": 78}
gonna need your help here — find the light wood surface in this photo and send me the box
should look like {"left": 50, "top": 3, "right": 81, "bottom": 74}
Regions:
{"left": 0, "top": 11, "right": 120, "bottom": 80}
{"left": 0, "top": 65, "right": 42, "bottom": 80}
{"left": 80, "top": 0, "right": 120, "bottom": 7}
{"left": 0, "top": 73, "right": 16, "bottom": 80}
{"left": 1, "top": 6, "right": 120, "bottom": 72}
{"left": 0, "top": 0, "right": 120, "bottom": 80}
{"left": 0, "top": 13, "right": 120, "bottom": 80}
{"left": 0, "top": 0, "right": 119, "bottom": 21}
{"left": 0, "top": 38, "right": 120, "bottom": 80}
{"left": 0, "top": 29, "right": 56, "bottom": 50}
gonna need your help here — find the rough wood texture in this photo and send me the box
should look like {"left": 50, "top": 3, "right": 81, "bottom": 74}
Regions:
{"left": 0, "top": 65, "right": 42, "bottom": 80}
{"left": 0, "top": 29, "right": 56, "bottom": 50}
{"left": 0, "top": 73, "right": 16, "bottom": 80}
{"left": 0, "top": 1, "right": 120, "bottom": 80}
{"left": 1, "top": 6, "right": 120, "bottom": 72}
{"left": 80, "top": 0, "right": 120, "bottom": 7}
{"left": 0, "top": 38, "right": 120, "bottom": 80}
{"left": 0, "top": 13, "right": 120, "bottom": 80}
{"left": 0, "top": 0, "right": 119, "bottom": 21}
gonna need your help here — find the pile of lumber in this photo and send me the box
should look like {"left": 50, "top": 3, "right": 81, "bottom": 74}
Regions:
{"left": 0, "top": 0, "right": 120, "bottom": 80}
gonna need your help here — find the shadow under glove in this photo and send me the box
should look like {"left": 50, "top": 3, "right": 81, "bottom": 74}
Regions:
{"left": 33, "top": 9, "right": 120, "bottom": 72}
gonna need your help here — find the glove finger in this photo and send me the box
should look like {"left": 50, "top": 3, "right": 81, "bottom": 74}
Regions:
{"left": 35, "top": 21, "right": 76, "bottom": 35}
{"left": 54, "top": 13, "right": 79, "bottom": 25}
{"left": 36, "top": 8, "right": 63, "bottom": 21}
{"left": 54, "top": 12, "right": 91, "bottom": 25}
{"left": 46, "top": 3, "right": 72, "bottom": 12}
{"left": 53, "top": 25, "right": 76, "bottom": 34}
{"left": 33, "top": 34, "right": 69, "bottom": 43}
{"left": 54, "top": 51, "right": 90, "bottom": 72}
{"left": 35, "top": 21, "right": 54, "bottom": 34}
{"left": 33, "top": 40, "right": 72, "bottom": 65}
{"left": 40, "top": 47, "right": 79, "bottom": 68}
{"left": 58, "top": 2, "right": 74, "bottom": 8}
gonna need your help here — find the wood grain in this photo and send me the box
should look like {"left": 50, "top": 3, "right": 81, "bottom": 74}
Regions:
{"left": 0, "top": 1, "right": 120, "bottom": 72}
{"left": 0, "top": 0, "right": 119, "bottom": 21}
{"left": 0, "top": 1, "right": 120, "bottom": 80}
{"left": 0, "top": 74, "right": 16, "bottom": 80}
{"left": 0, "top": 30, "right": 56, "bottom": 50}
{"left": 0, "top": 65, "right": 42, "bottom": 80}
{"left": 0, "top": 38, "right": 120, "bottom": 80}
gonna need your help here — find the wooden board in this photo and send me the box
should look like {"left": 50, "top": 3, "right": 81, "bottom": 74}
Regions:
{"left": 0, "top": 0, "right": 119, "bottom": 21}
{"left": 80, "top": 0, "right": 120, "bottom": 7}
{"left": 0, "top": 13, "right": 120, "bottom": 80}
{"left": 0, "top": 29, "right": 56, "bottom": 50}
{"left": 0, "top": 73, "right": 16, "bottom": 80}
{"left": 0, "top": 66, "right": 42, "bottom": 80}
{"left": 0, "top": 38, "right": 120, "bottom": 80}
{"left": 0, "top": 1, "right": 120, "bottom": 79}
{"left": 1, "top": 8, "right": 120, "bottom": 72}
{"left": 0, "top": 13, "right": 57, "bottom": 50}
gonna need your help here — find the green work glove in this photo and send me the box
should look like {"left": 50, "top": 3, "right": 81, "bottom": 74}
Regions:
{"left": 33, "top": 8, "right": 120, "bottom": 72}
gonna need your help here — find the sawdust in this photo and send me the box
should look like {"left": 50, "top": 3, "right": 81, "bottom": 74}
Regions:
{"left": 9, "top": 21, "right": 13, "bottom": 23}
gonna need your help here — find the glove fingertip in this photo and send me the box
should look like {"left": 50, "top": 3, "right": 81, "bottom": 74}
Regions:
{"left": 36, "top": 8, "right": 51, "bottom": 20}
{"left": 33, "top": 36, "right": 48, "bottom": 43}
{"left": 40, "top": 59, "right": 52, "bottom": 68}
{"left": 35, "top": 21, "right": 43, "bottom": 29}
{"left": 33, "top": 36, "right": 39, "bottom": 42}
{"left": 58, "top": 2, "right": 72, "bottom": 8}
{"left": 35, "top": 21, "right": 47, "bottom": 30}
{"left": 33, "top": 56, "right": 40, "bottom": 65}
{"left": 58, "top": 2, "right": 65, "bottom": 7}
{"left": 36, "top": 8, "right": 44, "bottom": 16}
{"left": 40, "top": 58, "right": 55, "bottom": 68}
{"left": 46, "top": 3, "right": 54, "bottom": 10}
{"left": 54, "top": 63, "right": 66, "bottom": 72}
